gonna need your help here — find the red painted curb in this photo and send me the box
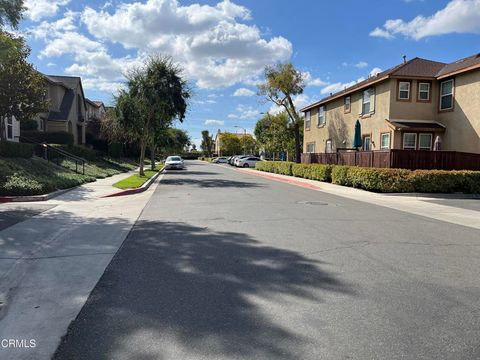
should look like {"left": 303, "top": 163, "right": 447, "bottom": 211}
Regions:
{"left": 0, "top": 197, "right": 15, "bottom": 203}
{"left": 239, "top": 169, "right": 323, "bottom": 190}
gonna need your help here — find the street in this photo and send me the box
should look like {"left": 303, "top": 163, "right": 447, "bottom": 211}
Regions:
{"left": 52, "top": 160, "right": 480, "bottom": 360}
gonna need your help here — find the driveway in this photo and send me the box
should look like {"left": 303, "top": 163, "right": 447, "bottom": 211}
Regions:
{"left": 54, "top": 160, "right": 480, "bottom": 360}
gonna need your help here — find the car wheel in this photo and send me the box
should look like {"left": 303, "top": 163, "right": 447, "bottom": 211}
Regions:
{"left": 243, "top": 163, "right": 249, "bottom": 168}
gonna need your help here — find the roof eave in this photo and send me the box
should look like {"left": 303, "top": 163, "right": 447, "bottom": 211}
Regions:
{"left": 437, "top": 63, "right": 480, "bottom": 79}
{"left": 300, "top": 75, "right": 390, "bottom": 112}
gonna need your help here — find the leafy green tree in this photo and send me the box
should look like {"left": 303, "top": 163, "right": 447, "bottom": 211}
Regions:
{"left": 200, "top": 130, "right": 213, "bottom": 157}
{"left": 258, "top": 63, "right": 305, "bottom": 163}
{"left": 220, "top": 133, "right": 242, "bottom": 156}
{"left": 0, "top": 31, "right": 47, "bottom": 141}
{"left": 157, "top": 128, "right": 190, "bottom": 155}
{"left": 254, "top": 111, "right": 302, "bottom": 160}
{"left": 0, "top": 0, "right": 24, "bottom": 29}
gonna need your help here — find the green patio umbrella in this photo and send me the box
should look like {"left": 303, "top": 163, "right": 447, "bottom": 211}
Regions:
{"left": 353, "top": 119, "right": 362, "bottom": 148}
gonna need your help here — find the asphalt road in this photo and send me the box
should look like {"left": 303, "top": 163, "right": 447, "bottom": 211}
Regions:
{"left": 54, "top": 160, "right": 480, "bottom": 360}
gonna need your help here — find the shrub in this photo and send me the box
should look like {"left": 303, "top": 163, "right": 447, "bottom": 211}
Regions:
{"left": 409, "top": 170, "right": 480, "bottom": 194}
{"left": 0, "top": 141, "right": 34, "bottom": 158}
{"left": 20, "top": 130, "right": 74, "bottom": 145}
{"left": 292, "top": 163, "right": 332, "bottom": 182}
{"left": 20, "top": 120, "right": 38, "bottom": 131}
{"left": 108, "top": 142, "right": 124, "bottom": 158}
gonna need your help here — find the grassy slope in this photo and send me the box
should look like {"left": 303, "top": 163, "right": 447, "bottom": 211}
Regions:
{"left": 0, "top": 157, "right": 96, "bottom": 196}
{"left": 0, "top": 157, "right": 139, "bottom": 196}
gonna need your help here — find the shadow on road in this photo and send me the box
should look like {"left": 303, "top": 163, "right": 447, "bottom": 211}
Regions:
{"left": 54, "top": 221, "right": 354, "bottom": 360}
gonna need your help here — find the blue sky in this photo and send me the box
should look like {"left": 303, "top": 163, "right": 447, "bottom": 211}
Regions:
{"left": 19, "top": 0, "right": 480, "bottom": 147}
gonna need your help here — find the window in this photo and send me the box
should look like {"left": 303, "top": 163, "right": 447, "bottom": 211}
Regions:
{"left": 363, "top": 135, "right": 371, "bottom": 151}
{"left": 418, "top": 82, "right": 430, "bottom": 101}
{"left": 398, "top": 81, "right": 411, "bottom": 100}
{"left": 305, "top": 111, "right": 311, "bottom": 130}
{"left": 318, "top": 106, "right": 326, "bottom": 126}
{"left": 325, "top": 140, "right": 332, "bottom": 153}
{"left": 306, "top": 142, "right": 315, "bottom": 153}
{"left": 403, "top": 133, "right": 417, "bottom": 150}
{"left": 440, "top": 79, "right": 454, "bottom": 110}
{"left": 344, "top": 96, "right": 351, "bottom": 113}
{"left": 418, "top": 133, "right": 432, "bottom": 150}
{"left": 380, "top": 133, "right": 390, "bottom": 149}
{"left": 362, "top": 88, "right": 375, "bottom": 114}
{"left": 6, "top": 117, "right": 13, "bottom": 140}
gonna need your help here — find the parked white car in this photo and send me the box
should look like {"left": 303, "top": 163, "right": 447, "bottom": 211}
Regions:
{"left": 233, "top": 155, "right": 251, "bottom": 167}
{"left": 165, "top": 156, "right": 185, "bottom": 170}
{"left": 236, "top": 156, "right": 262, "bottom": 168}
{"left": 212, "top": 157, "right": 228, "bottom": 163}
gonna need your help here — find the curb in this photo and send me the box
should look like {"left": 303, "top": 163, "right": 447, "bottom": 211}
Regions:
{"left": 102, "top": 166, "right": 165, "bottom": 198}
{"left": 0, "top": 186, "right": 80, "bottom": 203}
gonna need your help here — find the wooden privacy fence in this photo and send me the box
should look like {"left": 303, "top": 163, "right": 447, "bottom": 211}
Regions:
{"left": 301, "top": 150, "right": 480, "bottom": 171}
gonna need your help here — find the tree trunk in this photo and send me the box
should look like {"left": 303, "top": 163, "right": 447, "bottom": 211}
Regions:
{"left": 293, "top": 122, "right": 301, "bottom": 163}
{"left": 150, "top": 141, "right": 156, "bottom": 171}
{"left": 0, "top": 116, "right": 6, "bottom": 141}
{"left": 139, "top": 139, "right": 146, "bottom": 176}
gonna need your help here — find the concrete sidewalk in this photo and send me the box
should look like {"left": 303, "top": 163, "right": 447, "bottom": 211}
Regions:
{"left": 0, "top": 171, "right": 164, "bottom": 360}
{"left": 237, "top": 168, "right": 480, "bottom": 230}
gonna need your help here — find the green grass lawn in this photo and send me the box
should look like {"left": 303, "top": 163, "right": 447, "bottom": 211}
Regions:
{"left": 112, "top": 170, "right": 158, "bottom": 189}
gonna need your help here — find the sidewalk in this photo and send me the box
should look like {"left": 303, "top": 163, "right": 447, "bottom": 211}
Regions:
{"left": 0, "top": 170, "right": 164, "bottom": 360}
{"left": 238, "top": 168, "right": 480, "bottom": 230}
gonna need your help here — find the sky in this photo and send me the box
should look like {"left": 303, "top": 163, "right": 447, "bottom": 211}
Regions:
{"left": 18, "top": 0, "right": 480, "bottom": 147}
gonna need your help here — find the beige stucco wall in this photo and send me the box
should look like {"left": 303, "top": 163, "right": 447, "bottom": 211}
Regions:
{"left": 388, "top": 79, "right": 439, "bottom": 121}
{"left": 303, "top": 80, "right": 393, "bottom": 152}
{"left": 437, "top": 70, "right": 480, "bottom": 153}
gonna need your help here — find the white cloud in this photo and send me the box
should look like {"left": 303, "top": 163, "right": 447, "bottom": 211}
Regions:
{"left": 320, "top": 78, "right": 365, "bottom": 95}
{"left": 370, "top": 0, "right": 480, "bottom": 40}
{"left": 369, "top": 67, "right": 382, "bottom": 77}
{"left": 228, "top": 104, "right": 259, "bottom": 119}
{"left": 302, "top": 71, "right": 328, "bottom": 87}
{"left": 24, "top": 0, "right": 70, "bottom": 21}
{"left": 205, "top": 119, "right": 225, "bottom": 125}
{"left": 233, "top": 88, "right": 255, "bottom": 96}
{"left": 77, "top": 0, "right": 292, "bottom": 89}
{"left": 354, "top": 61, "right": 368, "bottom": 69}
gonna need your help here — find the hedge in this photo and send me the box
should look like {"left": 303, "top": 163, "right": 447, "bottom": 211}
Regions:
{"left": 21, "top": 130, "right": 74, "bottom": 145}
{"left": 255, "top": 161, "right": 480, "bottom": 194}
{"left": 0, "top": 141, "right": 35, "bottom": 158}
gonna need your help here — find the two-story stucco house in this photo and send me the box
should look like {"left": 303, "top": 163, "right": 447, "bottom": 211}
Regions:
{"left": 34, "top": 75, "right": 87, "bottom": 145}
{"left": 300, "top": 53, "right": 480, "bottom": 155}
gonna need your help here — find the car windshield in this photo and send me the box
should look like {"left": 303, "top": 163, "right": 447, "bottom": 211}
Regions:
{"left": 167, "top": 156, "right": 182, "bottom": 162}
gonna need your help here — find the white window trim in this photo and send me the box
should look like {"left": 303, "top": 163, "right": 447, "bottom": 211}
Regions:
{"left": 380, "top": 133, "right": 390, "bottom": 150}
{"left": 361, "top": 88, "right": 375, "bottom": 115}
{"left": 317, "top": 106, "right": 326, "bottom": 127}
{"left": 440, "top": 79, "right": 454, "bottom": 110}
{"left": 398, "top": 81, "right": 410, "bottom": 100}
{"left": 305, "top": 111, "right": 311, "bottom": 129}
{"left": 6, "top": 117, "right": 13, "bottom": 140}
{"left": 418, "top": 82, "right": 430, "bottom": 101}
{"left": 363, "top": 135, "right": 371, "bottom": 151}
{"left": 325, "top": 139, "right": 333, "bottom": 153}
{"left": 418, "top": 133, "right": 433, "bottom": 150}
{"left": 344, "top": 96, "right": 351, "bottom": 112}
{"left": 306, "top": 142, "right": 315, "bottom": 153}
{"left": 403, "top": 133, "right": 417, "bottom": 150}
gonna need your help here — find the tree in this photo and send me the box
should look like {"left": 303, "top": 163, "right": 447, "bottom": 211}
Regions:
{"left": 219, "top": 133, "right": 242, "bottom": 156}
{"left": 114, "top": 55, "right": 191, "bottom": 175}
{"left": 0, "top": 31, "right": 47, "bottom": 141}
{"left": 0, "top": 0, "right": 24, "bottom": 29}
{"left": 258, "top": 63, "right": 305, "bottom": 163}
{"left": 140, "top": 55, "right": 191, "bottom": 171}
{"left": 254, "top": 111, "right": 302, "bottom": 160}
{"left": 157, "top": 128, "right": 190, "bottom": 155}
{"left": 200, "top": 130, "right": 213, "bottom": 157}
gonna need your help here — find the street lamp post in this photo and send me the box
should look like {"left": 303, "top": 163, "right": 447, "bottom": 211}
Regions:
{"left": 234, "top": 125, "right": 247, "bottom": 155}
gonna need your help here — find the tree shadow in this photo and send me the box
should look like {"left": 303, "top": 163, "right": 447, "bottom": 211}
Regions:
{"left": 54, "top": 221, "right": 354, "bottom": 360}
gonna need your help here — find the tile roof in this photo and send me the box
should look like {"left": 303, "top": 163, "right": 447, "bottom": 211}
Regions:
{"left": 300, "top": 53, "right": 480, "bottom": 112}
